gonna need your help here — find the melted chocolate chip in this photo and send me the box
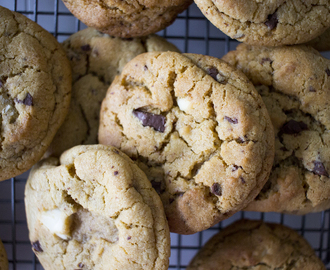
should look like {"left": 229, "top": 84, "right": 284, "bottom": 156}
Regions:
{"left": 15, "top": 93, "right": 33, "bottom": 106}
{"left": 240, "top": 177, "right": 246, "bottom": 184}
{"left": 127, "top": 236, "right": 131, "bottom": 240}
{"left": 78, "top": 263, "right": 84, "bottom": 268}
{"left": 144, "top": 65, "right": 148, "bottom": 71}
{"left": 224, "top": 116, "right": 238, "bottom": 124}
{"left": 81, "top": 44, "right": 91, "bottom": 51}
{"left": 265, "top": 12, "right": 278, "bottom": 30}
{"left": 32, "top": 241, "right": 43, "bottom": 252}
{"left": 326, "top": 68, "right": 330, "bottom": 76}
{"left": 211, "top": 183, "right": 222, "bottom": 196}
{"left": 232, "top": 165, "right": 239, "bottom": 171}
{"left": 114, "top": 171, "right": 119, "bottom": 176}
{"left": 312, "top": 161, "right": 329, "bottom": 177}
{"left": 280, "top": 119, "right": 308, "bottom": 135}
{"left": 309, "top": 86, "right": 316, "bottom": 92}
{"left": 207, "top": 67, "right": 219, "bottom": 81}
{"left": 260, "top": 58, "right": 272, "bottom": 65}
{"left": 151, "top": 181, "right": 162, "bottom": 194}
{"left": 133, "top": 109, "right": 166, "bottom": 132}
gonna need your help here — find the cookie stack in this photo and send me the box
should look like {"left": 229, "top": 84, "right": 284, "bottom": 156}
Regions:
{"left": 0, "top": 0, "right": 328, "bottom": 269}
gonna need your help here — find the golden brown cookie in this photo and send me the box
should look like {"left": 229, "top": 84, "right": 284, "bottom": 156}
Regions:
{"left": 187, "top": 219, "right": 326, "bottom": 270}
{"left": 25, "top": 144, "right": 170, "bottom": 270}
{"left": 223, "top": 44, "right": 330, "bottom": 214}
{"left": 0, "top": 238, "right": 8, "bottom": 270}
{"left": 99, "top": 51, "right": 274, "bottom": 234}
{"left": 45, "top": 27, "right": 180, "bottom": 158}
{"left": 194, "top": 0, "right": 330, "bottom": 46}
{"left": 0, "top": 6, "right": 71, "bottom": 181}
{"left": 61, "top": 0, "right": 193, "bottom": 38}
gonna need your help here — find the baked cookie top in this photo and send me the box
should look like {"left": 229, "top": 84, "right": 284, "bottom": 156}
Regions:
{"left": 45, "top": 27, "right": 180, "bottom": 158}
{"left": 306, "top": 27, "right": 330, "bottom": 51}
{"left": 194, "top": 0, "right": 330, "bottom": 46}
{"left": 99, "top": 51, "right": 274, "bottom": 234}
{"left": 0, "top": 238, "right": 8, "bottom": 270}
{"left": 25, "top": 144, "right": 170, "bottom": 270}
{"left": 0, "top": 6, "right": 71, "bottom": 181}
{"left": 187, "top": 219, "right": 326, "bottom": 270}
{"left": 62, "top": 0, "right": 192, "bottom": 38}
{"left": 223, "top": 44, "right": 330, "bottom": 214}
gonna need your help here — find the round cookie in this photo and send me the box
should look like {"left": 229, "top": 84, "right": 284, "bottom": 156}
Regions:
{"left": 187, "top": 219, "right": 326, "bottom": 270}
{"left": 45, "top": 28, "right": 180, "bottom": 158}
{"left": 0, "top": 6, "right": 71, "bottom": 181}
{"left": 99, "top": 51, "right": 274, "bottom": 234}
{"left": 61, "top": 0, "right": 192, "bottom": 38}
{"left": 223, "top": 44, "right": 330, "bottom": 214}
{"left": 25, "top": 144, "right": 170, "bottom": 270}
{"left": 194, "top": 0, "right": 330, "bottom": 46}
{"left": 0, "top": 238, "right": 8, "bottom": 270}
{"left": 306, "top": 27, "right": 330, "bottom": 51}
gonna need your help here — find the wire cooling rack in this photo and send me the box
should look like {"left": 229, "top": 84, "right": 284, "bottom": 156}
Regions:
{"left": 0, "top": 0, "right": 330, "bottom": 269}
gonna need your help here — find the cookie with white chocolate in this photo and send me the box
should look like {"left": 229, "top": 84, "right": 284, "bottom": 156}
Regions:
{"left": 25, "top": 145, "right": 170, "bottom": 270}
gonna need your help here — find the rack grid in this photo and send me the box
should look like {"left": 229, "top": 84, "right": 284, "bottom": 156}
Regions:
{"left": 0, "top": 0, "right": 330, "bottom": 269}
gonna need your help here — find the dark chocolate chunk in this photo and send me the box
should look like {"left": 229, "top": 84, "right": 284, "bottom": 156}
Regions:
{"left": 78, "top": 263, "right": 84, "bottom": 268}
{"left": 211, "top": 183, "right": 222, "bottom": 196}
{"left": 32, "top": 241, "right": 43, "bottom": 252}
{"left": 81, "top": 44, "right": 91, "bottom": 51}
{"left": 240, "top": 176, "right": 246, "bottom": 184}
{"left": 312, "top": 161, "right": 329, "bottom": 177}
{"left": 261, "top": 58, "right": 272, "bottom": 65}
{"left": 15, "top": 93, "right": 33, "bottom": 106}
{"left": 224, "top": 116, "right": 238, "bottom": 124}
{"left": 232, "top": 165, "right": 239, "bottom": 171}
{"left": 144, "top": 65, "right": 148, "bottom": 71}
{"left": 133, "top": 109, "right": 166, "bottom": 132}
{"left": 151, "top": 180, "right": 162, "bottom": 194}
{"left": 127, "top": 236, "right": 131, "bottom": 240}
{"left": 207, "top": 67, "right": 219, "bottom": 81}
{"left": 114, "top": 171, "right": 119, "bottom": 176}
{"left": 265, "top": 12, "right": 278, "bottom": 30}
{"left": 309, "top": 86, "right": 316, "bottom": 92}
{"left": 280, "top": 119, "right": 308, "bottom": 135}
{"left": 326, "top": 68, "right": 330, "bottom": 76}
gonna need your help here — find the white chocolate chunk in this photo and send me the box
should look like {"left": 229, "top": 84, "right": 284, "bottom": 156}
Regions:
{"left": 40, "top": 209, "right": 72, "bottom": 240}
{"left": 177, "top": 97, "right": 192, "bottom": 112}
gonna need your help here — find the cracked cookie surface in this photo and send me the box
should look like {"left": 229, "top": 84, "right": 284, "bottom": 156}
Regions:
{"left": 187, "top": 219, "right": 326, "bottom": 270}
{"left": 99, "top": 51, "right": 274, "bottom": 234}
{"left": 62, "top": 0, "right": 192, "bottom": 38}
{"left": 0, "top": 6, "right": 71, "bottom": 181}
{"left": 45, "top": 28, "right": 180, "bottom": 158}
{"left": 194, "top": 0, "right": 330, "bottom": 46}
{"left": 0, "top": 238, "right": 8, "bottom": 270}
{"left": 223, "top": 44, "right": 330, "bottom": 214}
{"left": 25, "top": 144, "right": 170, "bottom": 270}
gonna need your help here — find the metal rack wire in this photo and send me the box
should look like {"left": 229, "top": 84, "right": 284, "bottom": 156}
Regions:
{"left": 0, "top": 0, "right": 329, "bottom": 269}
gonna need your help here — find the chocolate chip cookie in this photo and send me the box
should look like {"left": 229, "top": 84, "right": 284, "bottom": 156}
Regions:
{"left": 45, "top": 28, "right": 180, "bottom": 158}
{"left": 223, "top": 44, "right": 330, "bottom": 214}
{"left": 61, "top": 0, "right": 193, "bottom": 38}
{"left": 194, "top": 0, "right": 330, "bottom": 46}
{"left": 99, "top": 51, "right": 274, "bottom": 234}
{"left": 25, "top": 145, "right": 170, "bottom": 270}
{"left": 0, "top": 6, "right": 71, "bottom": 181}
{"left": 306, "top": 27, "right": 330, "bottom": 51}
{"left": 0, "top": 238, "right": 8, "bottom": 270}
{"left": 187, "top": 219, "right": 326, "bottom": 270}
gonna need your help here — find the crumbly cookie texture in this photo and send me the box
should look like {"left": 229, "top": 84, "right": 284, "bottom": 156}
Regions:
{"left": 0, "top": 238, "right": 8, "bottom": 270}
{"left": 223, "top": 44, "right": 330, "bottom": 214}
{"left": 306, "top": 27, "right": 330, "bottom": 51}
{"left": 45, "top": 28, "right": 180, "bottom": 158}
{"left": 187, "top": 219, "right": 326, "bottom": 270}
{"left": 194, "top": 0, "right": 330, "bottom": 46}
{"left": 25, "top": 145, "right": 170, "bottom": 270}
{"left": 0, "top": 6, "right": 71, "bottom": 181}
{"left": 99, "top": 51, "right": 274, "bottom": 234}
{"left": 62, "top": 0, "right": 192, "bottom": 38}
